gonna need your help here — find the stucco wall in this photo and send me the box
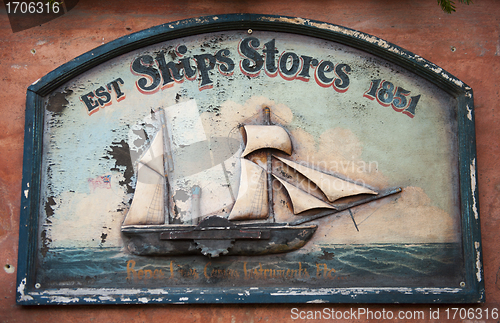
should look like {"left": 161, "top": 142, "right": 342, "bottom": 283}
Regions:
{"left": 1, "top": 0, "right": 499, "bottom": 321}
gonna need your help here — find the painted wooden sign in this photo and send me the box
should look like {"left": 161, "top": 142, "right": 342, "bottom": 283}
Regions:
{"left": 17, "top": 14, "right": 483, "bottom": 304}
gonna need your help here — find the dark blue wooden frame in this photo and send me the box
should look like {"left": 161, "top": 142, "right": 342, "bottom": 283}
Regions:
{"left": 16, "top": 14, "right": 484, "bottom": 305}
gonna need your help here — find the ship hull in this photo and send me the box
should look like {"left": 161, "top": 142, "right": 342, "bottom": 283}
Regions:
{"left": 121, "top": 223, "right": 317, "bottom": 257}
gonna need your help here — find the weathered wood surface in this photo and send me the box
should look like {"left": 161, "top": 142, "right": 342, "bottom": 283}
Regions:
{"left": 1, "top": 0, "right": 499, "bottom": 321}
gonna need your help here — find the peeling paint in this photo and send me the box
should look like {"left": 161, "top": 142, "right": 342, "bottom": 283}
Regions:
{"left": 270, "top": 287, "right": 461, "bottom": 297}
{"left": 49, "top": 296, "right": 79, "bottom": 303}
{"left": 470, "top": 158, "right": 478, "bottom": 219}
{"left": 307, "top": 299, "right": 328, "bottom": 303}
{"left": 17, "top": 278, "right": 34, "bottom": 301}
{"left": 83, "top": 297, "right": 97, "bottom": 302}
{"left": 467, "top": 105, "right": 473, "bottom": 121}
{"left": 427, "top": 65, "right": 443, "bottom": 74}
{"left": 107, "top": 140, "right": 134, "bottom": 194}
{"left": 24, "top": 189, "right": 29, "bottom": 198}
{"left": 33, "top": 287, "right": 171, "bottom": 298}
{"left": 46, "top": 89, "right": 73, "bottom": 115}
{"left": 475, "top": 241, "right": 482, "bottom": 282}
{"left": 413, "top": 287, "right": 462, "bottom": 294}
{"left": 18, "top": 285, "right": 465, "bottom": 304}
{"left": 440, "top": 72, "right": 464, "bottom": 87}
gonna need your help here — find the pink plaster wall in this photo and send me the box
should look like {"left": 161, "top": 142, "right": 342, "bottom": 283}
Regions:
{"left": 0, "top": 0, "right": 499, "bottom": 321}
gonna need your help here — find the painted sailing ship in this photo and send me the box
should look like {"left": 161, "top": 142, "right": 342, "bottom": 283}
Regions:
{"left": 121, "top": 102, "right": 401, "bottom": 257}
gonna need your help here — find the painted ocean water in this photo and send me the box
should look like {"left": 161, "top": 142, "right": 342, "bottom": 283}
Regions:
{"left": 36, "top": 243, "right": 464, "bottom": 289}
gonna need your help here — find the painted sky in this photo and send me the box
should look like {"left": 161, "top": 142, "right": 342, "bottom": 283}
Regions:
{"left": 42, "top": 30, "right": 460, "bottom": 249}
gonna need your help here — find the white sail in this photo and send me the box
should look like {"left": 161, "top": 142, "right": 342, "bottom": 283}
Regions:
{"left": 123, "top": 129, "right": 166, "bottom": 225}
{"left": 228, "top": 159, "right": 268, "bottom": 220}
{"left": 275, "top": 156, "right": 378, "bottom": 202}
{"left": 242, "top": 125, "right": 292, "bottom": 157}
{"left": 274, "top": 176, "right": 336, "bottom": 214}
{"left": 165, "top": 100, "right": 239, "bottom": 221}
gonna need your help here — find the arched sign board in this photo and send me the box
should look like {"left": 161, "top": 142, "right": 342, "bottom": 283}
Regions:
{"left": 17, "top": 14, "right": 483, "bottom": 305}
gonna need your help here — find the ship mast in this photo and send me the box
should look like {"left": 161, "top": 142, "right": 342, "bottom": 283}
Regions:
{"left": 160, "top": 108, "right": 173, "bottom": 225}
{"left": 264, "top": 106, "right": 275, "bottom": 222}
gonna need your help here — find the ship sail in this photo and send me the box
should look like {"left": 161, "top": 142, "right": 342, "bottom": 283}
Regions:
{"left": 228, "top": 122, "right": 293, "bottom": 221}
{"left": 228, "top": 159, "right": 268, "bottom": 220}
{"left": 122, "top": 128, "right": 166, "bottom": 225}
{"left": 274, "top": 176, "right": 336, "bottom": 214}
{"left": 164, "top": 100, "right": 239, "bottom": 223}
{"left": 275, "top": 156, "right": 378, "bottom": 202}
{"left": 242, "top": 125, "right": 292, "bottom": 157}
